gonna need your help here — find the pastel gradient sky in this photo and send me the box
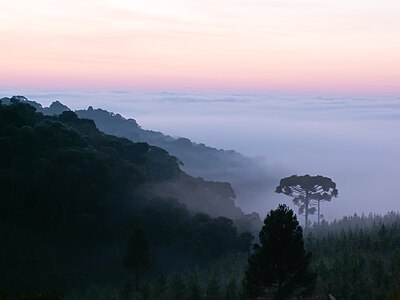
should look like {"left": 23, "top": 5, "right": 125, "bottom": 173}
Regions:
{"left": 1, "top": 0, "right": 400, "bottom": 94}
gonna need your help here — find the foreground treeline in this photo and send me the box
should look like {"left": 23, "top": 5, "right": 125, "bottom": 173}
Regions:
{"left": 307, "top": 212, "right": 400, "bottom": 300}
{"left": 1, "top": 255, "right": 247, "bottom": 300}
{"left": 0, "top": 101, "right": 253, "bottom": 298}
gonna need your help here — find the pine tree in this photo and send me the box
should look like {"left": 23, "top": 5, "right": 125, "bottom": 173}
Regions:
{"left": 188, "top": 270, "right": 202, "bottom": 300}
{"left": 141, "top": 282, "right": 150, "bottom": 300}
{"left": 206, "top": 272, "right": 220, "bottom": 300}
{"left": 171, "top": 273, "right": 186, "bottom": 299}
{"left": 153, "top": 273, "right": 168, "bottom": 297}
{"left": 224, "top": 277, "right": 238, "bottom": 300}
{"left": 243, "top": 204, "right": 315, "bottom": 299}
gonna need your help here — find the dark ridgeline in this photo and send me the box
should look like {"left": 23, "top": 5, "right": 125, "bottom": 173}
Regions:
{"left": 0, "top": 99, "right": 254, "bottom": 297}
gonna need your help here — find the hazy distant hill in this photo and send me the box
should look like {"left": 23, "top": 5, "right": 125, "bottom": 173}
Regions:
{"left": 75, "top": 105, "right": 279, "bottom": 213}
{"left": 1, "top": 95, "right": 278, "bottom": 214}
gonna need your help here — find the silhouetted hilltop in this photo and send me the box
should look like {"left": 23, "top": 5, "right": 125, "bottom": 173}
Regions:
{"left": 0, "top": 100, "right": 254, "bottom": 293}
{"left": 0, "top": 96, "right": 70, "bottom": 115}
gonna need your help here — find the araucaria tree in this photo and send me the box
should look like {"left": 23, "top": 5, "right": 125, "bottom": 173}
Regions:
{"left": 243, "top": 204, "right": 315, "bottom": 299}
{"left": 275, "top": 175, "right": 338, "bottom": 227}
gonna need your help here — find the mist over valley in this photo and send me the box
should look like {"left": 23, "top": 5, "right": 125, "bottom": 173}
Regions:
{"left": 6, "top": 90, "right": 399, "bottom": 222}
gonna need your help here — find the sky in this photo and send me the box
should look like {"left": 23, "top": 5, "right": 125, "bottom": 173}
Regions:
{"left": 1, "top": 0, "right": 400, "bottom": 94}
{"left": 1, "top": 0, "right": 400, "bottom": 220}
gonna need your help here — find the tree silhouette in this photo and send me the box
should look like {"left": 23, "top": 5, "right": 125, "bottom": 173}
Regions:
{"left": 153, "top": 273, "right": 168, "bottom": 297}
{"left": 123, "top": 227, "right": 151, "bottom": 290}
{"left": 206, "top": 272, "right": 220, "bottom": 300}
{"left": 275, "top": 175, "right": 338, "bottom": 227}
{"left": 224, "top": 277, "right": 237, "bottom": 300}
{"left": 188, "top": 270, "right": 202, "bottom": 300}
{"left": 243, "top": 204, "right": 315, "bottom": 299}
{"left": 171, "top": 273, "right": 186, "bottom": 299}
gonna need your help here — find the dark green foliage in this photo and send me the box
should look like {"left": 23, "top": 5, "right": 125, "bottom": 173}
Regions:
{"left": 153, "top": 273, "right": 168, "bottom": 297}
{"left": 19, "top": 289, "right": 65, "bottom": 300}
{"left": 123, "top": 228, "right": 151, "bottom": 290}
{"left": 206, "top": 273, "right": 220, "bottom": 300}
{"left": 0, "top": 289, "right": 9, "bottom": 300}
{"left": 171, "top": 274, "right": 186, "bottom": 299}
{"left": 141, "top": 283, "right": 150, "bottom": 300}
{"left": 307, "top": 212, "right": 400, "bottom": 299}
{"left": 224, "top": 278, "right": 237, "bottom": 300}
{"left": 0, "top": 100, "right": 39, "bottom": 128}
{"left": 119, "top": 280, "right": 134, "bottom": 300}
{"left": 188, "top": 271, "right": 202, "bottom": 300}
{"left": 123, "top": 228, "right": 151, "bottom": 271}
{"left": 244, "top": 204, "right": 315, "bottom": 299}
{"left": 236, "top": 232, "right": 254, "bottom": 257}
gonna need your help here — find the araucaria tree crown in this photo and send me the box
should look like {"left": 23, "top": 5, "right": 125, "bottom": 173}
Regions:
{"left": 275, "top": 175, "right": 338, "bottom": 227}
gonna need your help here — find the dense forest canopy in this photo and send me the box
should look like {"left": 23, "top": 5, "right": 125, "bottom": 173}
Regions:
{"left": 306, "top": 212, "right": 400, "bottom": 300}
{"left": 0, "top": 95, "right": 279, "bottom": 213}
{"left": 0, "top": 99, "right": 253, "bottom": 296}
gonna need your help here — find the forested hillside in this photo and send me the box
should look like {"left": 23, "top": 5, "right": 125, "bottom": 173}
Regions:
{"left": 0, "top": 100, "right": 253, "bottom": 296}
{"left": 0, "top": 96, "right": 278, "bottom": 213}
{"left": 76, "top": 106, "right": 278, "bottom": 212}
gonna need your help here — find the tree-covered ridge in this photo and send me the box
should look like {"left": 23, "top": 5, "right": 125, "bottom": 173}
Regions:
{"left": 0, "top": 97, "right": 247, "bottom": 219}
{"left": 0, "top": 100, "right": 253, "bottom": 294}
{"left": 75, "top": 106, "right": 278, "bottom": 212}
{"left": 0, "top": 96, "right": 278, "bottom": 213}
{"left": 2, "top": 95, "right": 277, "bottom": 213}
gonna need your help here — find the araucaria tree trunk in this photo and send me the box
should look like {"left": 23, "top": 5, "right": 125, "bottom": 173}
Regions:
{"left": 305, "top": 201, "right": 309, "bottom": 229}
{"left": 305, "top": 193, "right": 309, "bottom": 229}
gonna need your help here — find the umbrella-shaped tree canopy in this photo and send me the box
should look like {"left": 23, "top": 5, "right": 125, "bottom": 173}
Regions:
{"left": 275, "top": 175, "right": 338, "bottom": 227}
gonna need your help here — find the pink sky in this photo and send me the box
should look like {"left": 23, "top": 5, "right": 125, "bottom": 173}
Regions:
{"left": 1, "top": 0, "right": 400, "bottom": 94}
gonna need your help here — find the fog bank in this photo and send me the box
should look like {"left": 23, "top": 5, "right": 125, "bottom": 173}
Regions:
{"left": 3, "top": 89, "right": 399, "bottom": 221}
